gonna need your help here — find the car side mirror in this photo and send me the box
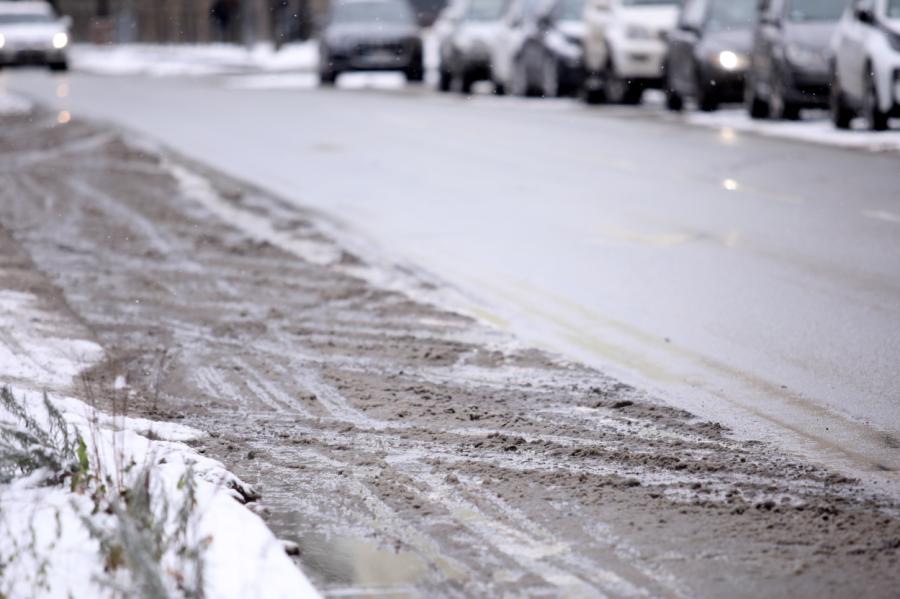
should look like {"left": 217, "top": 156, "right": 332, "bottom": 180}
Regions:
{"left": 855, "top": 6, "right": 875, "bottom": 24}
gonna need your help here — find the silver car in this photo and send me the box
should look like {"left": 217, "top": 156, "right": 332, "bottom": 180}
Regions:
{"left": 0, "top": 1, "right": 71, "bottom": 72}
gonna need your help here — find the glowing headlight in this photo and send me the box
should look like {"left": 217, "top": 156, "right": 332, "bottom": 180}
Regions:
{"left": 718, "top": 50, "right": 739, "bottom": 70}
{"left": 0, "top": 34, "right": 5, "bottom": 49}
{"left": 625, "top": 24, "right": 653, "bottom": 40}
{"left": 52, "top": 32, "right": 69, "bottom": 49}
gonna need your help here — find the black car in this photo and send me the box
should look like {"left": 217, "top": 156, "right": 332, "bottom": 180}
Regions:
{"left": 319, "top": 0, "right": 424, "bottom": 84}
{"left": 665, "top": 0, "right": 756, "bottom": 111}
{"left": 745, "top": 0, "right": 849, "bottom": 120}
{"left": 513, "top": 0, "right": 587, "bottom": 97}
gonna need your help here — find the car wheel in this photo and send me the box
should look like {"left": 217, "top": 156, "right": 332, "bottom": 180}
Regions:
{"left": 605, "top": 63, "right": 640, "bottom": 105}
{"left": 745, "top": 83, "right": 770, "bottom": 119}
{"left": 541, "top": 55, "right": 560, "bottom": 98}
{"left": 319, "top": 69, "right": 338, "bottom": 85}
{"left": 863, "top": 67, "right": 889, "bottom": 131}
{"left": 770, "top": 75, "right": 800, "bottom": 120}
{"left": 664, "top": 64, "right": 683, "bottom": 112}
{"left": 438, "top": 68, "right": 452, "bottom": 92}
{"left": 510, "top": 59, "right": 530, "bottom": 97}
{"left": 829, "top": 71, "right": 853, "bottom": 130}
{"left": 405, "top": 59, "right": 425, "bottom": 83}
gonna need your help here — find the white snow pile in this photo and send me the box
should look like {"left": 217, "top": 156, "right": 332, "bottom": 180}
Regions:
{"left": 70, "top": 41, "right": 318, "bottom": 77}
{"left": 0, "top": 90, "right": 33, "bottom": 116}
{"left": 686, "top": 109, "right": 900, "bottom": 153}
{"left": 0, "top": 289, "right": 320, "bottom": 598}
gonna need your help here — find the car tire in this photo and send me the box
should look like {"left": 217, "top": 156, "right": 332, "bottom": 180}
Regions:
{"left": 459, "top": 69, "right": 476, "bottom": 94}
{"left": 696, "top": 83, "right": 718, "bottom": 112}
{"left": 438, "top": 68, "right": 452, "bottom": 92}
{"left": 493, "top": 80, "right": 506, "bottom": 95}
{"left": 49, "top": 61, "right": 69, "bottom": 73}
{"left": 770, "top": 75, "right": 800, "bottom": 120}
{"left": 863, "top": 67, "right": 889, "bottom": 131}
{"left": 829, "top": 72, "right": 853, "bottom": 130}
{"left": 605, "top": 63, "right": 641, "bottom": 105}
{"left": 541, "top": 55, "right": 560, "bottom": 98}
{"left": 405, "top": 60, "right": 425, "bottom": 83}
{"left": 319, "top": 70, "right": 338, "bottom": 85}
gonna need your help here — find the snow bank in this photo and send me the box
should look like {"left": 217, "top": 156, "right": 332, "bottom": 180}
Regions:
{"left": 70, "top": 41, "right": 318, "bottom": 77}
{"left": 0, "top": 90, "right": 33, "bottom": 116}
{"left": 685, "top": 109, "right": 900, "bottom": 153}
{"left": 0, "top": 286, "right": 319, "bottom": 598}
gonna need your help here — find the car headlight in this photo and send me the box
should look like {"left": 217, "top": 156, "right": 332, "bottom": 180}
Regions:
{"left": 625, "top": 24, "right": 653, "bottom": 40}
{"left": 52, "top": 32, "right": 69, "bottom": 49}
{"left": 0, "top": 34, "right": 5, "bottom": 49}
{"left": 715, "top": 50, "right": 746, "bottom": 71}
{"left": 784, "top": 44, "right": 823, "bottom": 69}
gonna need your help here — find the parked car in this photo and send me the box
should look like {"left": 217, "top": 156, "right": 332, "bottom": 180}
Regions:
{"left": 439, "top": 0, "right": 507, "bottom": 92}
{"left": 490, "top": 0, "right": 544, "bottom": 94}
{"left": 510, "top": 0, "right": 587, "bottom": 96}
{"left": 582, "top": 0, "right": 683, "bottom": 104}
{"left": 665, "top": 0, "right": 755, "bottom": 111}
{"left": 318, "top": 0, "right": 424, "bottom": 84}
{"left": 830, "top": 0, "right": 900, "bottom": 130}
{"left": 745, "top": 0, "right": 850, "bottom": 120}
{"left": 0, "top": 1, "right": 70, "bottom": 72}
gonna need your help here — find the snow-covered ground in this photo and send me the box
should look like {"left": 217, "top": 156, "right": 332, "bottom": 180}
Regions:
{"left": 70, "top": 41, "right": 319, "bottom": 77}
{"left": 0, "top": 285, "right": 319, "bottom": 597}
{"left": 684, "top": 108, "right": 900, "bottom": 153}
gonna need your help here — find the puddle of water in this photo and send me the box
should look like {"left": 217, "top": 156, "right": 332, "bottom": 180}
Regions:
{"left": 294, "top": 532, "right": 429, "bottom": 597}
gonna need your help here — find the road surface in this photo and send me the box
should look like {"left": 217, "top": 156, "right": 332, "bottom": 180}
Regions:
{"left": 4, "top": 70, "right": 899, "bottom": 492}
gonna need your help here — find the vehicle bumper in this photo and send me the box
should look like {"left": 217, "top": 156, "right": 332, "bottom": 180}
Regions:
{"left": 325, "top": 42, "right": 421, "bottom": 72}
{"left": 782, "top": 65, "right": 830, "bottom": 108}
{"left": 0, "top": 48, "right": 67, "bottom": 67}
{"left": 702, "top": 65, "right": 746, "bottom": 102}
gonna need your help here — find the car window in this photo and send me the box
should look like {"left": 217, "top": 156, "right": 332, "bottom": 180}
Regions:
{"left": 556, "top": 0, "right": 586, "bottom": 19}
{"left": 0, "top": 13, "right": 56, "bottom": 24}
{"left": 704, "top": 0, "right": 756, "bottom": 31}
{"left": 330, "top": 0, "right": 415, "bottom": 24}
{"left": 466, "top": 0, "right": 506, "bottom": 20}
{"left": 887, "top": 0, "right": 900, "bottom": 18}
{"left": 784, "top": 0, "right": 849, "bottom": 22}
{"left": 679, "top": 0, "right": 706, "bottom": 29}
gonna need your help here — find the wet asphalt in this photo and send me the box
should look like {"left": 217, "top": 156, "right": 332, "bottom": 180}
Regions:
{"left": 3, "top": 71, "right": 899, "bottom": 492}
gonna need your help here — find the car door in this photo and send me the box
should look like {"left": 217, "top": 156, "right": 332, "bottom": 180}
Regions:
{"left": 668, "top": 0, "right": 707, "bottom": 94}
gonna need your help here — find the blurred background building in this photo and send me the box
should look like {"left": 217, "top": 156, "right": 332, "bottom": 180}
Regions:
{"left": 45, "top": 0, "right": 446, "bottom": 44}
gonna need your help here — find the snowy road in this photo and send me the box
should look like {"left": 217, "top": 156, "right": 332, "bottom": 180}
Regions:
{"left": 4, "top": 71, "right": 899, "bottom": 490}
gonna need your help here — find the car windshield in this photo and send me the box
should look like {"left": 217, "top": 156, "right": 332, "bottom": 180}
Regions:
{"left": 464, "top": 0, "right": 506, "bottom": 21}
{"left": 888, "top": 0, "right": 900, "bottom": 18}
{"left": 621, "top": 0, "right": 682, "bottom": 5}
{"left": 331, "top": 1, "right": 414, "bottom": 24}
{"left": 705, "top": 0, "right": 756, "bottom": 31}
{"left": 785, "top": 0, "right": 849, "bottom": 22}
{"left": 557, "top": 0, "right": 585, "bottom": 19}
{"left": 0, "top": 13, "right": 56, "bottom": 24}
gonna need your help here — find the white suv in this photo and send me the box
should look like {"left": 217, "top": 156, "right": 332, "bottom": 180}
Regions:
{"left": 582, "top": 0, "right": 683, "bottom": 103}
{"left": 831, "top": 0, "right": 900, "bottom": 130}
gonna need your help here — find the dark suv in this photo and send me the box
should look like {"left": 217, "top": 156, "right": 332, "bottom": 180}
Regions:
{"left": 319, "top": 0, "right": 424, "bottom": 84}
{"left": 745, "top": 0, "right": 850, "bottom": 120}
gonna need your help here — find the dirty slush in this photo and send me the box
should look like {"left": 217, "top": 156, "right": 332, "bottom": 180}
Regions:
{"left": 2, "top": 108, "right": 899, "bottom": 598}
